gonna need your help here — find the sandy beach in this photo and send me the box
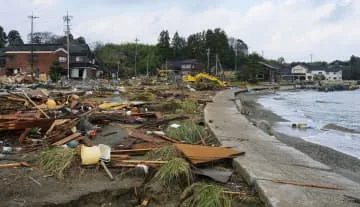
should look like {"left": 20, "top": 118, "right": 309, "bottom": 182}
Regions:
{"left": 237, "top": 92, "right": 360, "bottom": 183}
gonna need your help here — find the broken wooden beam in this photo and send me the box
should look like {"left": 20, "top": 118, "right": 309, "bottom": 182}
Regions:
{"left": 51, "top": 132, "right": 82, "bottom": 146}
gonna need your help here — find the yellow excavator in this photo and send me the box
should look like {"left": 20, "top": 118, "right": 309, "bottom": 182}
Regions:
{"left": 182, "top": 73, "right": 227, "bottom": 87}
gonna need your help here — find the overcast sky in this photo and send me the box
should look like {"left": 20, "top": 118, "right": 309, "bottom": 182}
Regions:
{"left": 0, "top": 0, "right": 358, "bottom": 62}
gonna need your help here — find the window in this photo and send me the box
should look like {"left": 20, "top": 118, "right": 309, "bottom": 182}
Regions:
{"left": 181, "top": 64, "right": 192, "bottom": 69}
{"left": 318, "top": 72, "right": 323, "bottom": 75}
{"left": 59, "top": 56, "right": 67, "bottom": 63}
{"left": 75, "top": 56, "right": 86, "bottom": 62}
{"left": 333, "top": 77, "right": 337, "bottom": 80}
{"left": 0, "top": 58, "right": 5, "bottom": 66}
{"left": 6, "top": 56, "right": 13, "bottom": 62}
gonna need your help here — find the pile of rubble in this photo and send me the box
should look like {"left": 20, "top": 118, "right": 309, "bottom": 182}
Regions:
{"left": 0, "top": 85, "right": 260, "bottom": 206}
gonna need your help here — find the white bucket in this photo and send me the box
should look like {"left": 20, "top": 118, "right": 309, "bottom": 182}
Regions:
{"left": 99, "top": 144, "right": 111, "bottom": 162}
{"left": 81, "top": 145, "right": 101, "bottom": 165}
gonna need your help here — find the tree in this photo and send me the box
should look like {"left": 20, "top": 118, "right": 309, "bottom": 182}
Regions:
{"left": 0, "top": 26, "right": 7, "bottom": 48}
{"left": 7, "top": 30, "right": 23, "bottom": 45}
{"left": 48, "top": 61, "right": 63, "bottom": 82}
{"left": 235, "top": 53, "right": 263, "bottom": 82}
{"left": 313, "top": 74, "right": 325, "bottom": 81}
{"left": 29, "top": 32, "right": 55, "bottom": 44}
{"left": 74, "top": 36, "right": 86, "bottom": 44}
{"left": 186, "top": 32, "right": 206, "bottom": 62}
{"left": 171, "top": 31, "right": 186, "bottom": 59}
{"left": 156, "top": 30, "right": 171, "bottom": 63}
{"left": 277, "top": 57, "right": 285, "bottom": 65}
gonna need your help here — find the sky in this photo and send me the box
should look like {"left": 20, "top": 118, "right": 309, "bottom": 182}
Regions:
{"left": 0, "top": 0, "right": 359, "bottom": 62}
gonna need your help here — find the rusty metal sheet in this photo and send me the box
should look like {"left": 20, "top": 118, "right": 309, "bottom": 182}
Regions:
{"left": 174, "top": 144, "right": 244, "bottom": 164}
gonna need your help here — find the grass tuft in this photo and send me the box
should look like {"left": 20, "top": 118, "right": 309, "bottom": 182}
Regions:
{"left": 146, "top": 145, "right": 181, "bottom": 160}
{"left": 39, "top": 147, "right": 77, "bottom": 179}
{"left": 152, "top": 158, "right": 192, "bottom": 187}
{"left": 178, "top": 100, "right": 197, "bottom": 114}
{"left": 132, "top": 92, "right": 156, "bottom": 101}
{"left": 180, "top": 183, "right": 231, "bottom": 207}
{"left": 165, "top": 121, "right": 206, "bottom": 144}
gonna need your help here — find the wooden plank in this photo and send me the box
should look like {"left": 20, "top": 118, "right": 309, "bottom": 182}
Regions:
{"left": 0, "top": 162, "right": 30, "bottom": 169}
{"left": 111, "top": 148, "right": 157, "bottom": 154}
{"left": 155, "top": 134, "right": 179, "bottom": 143}
{"left": 0, "top": 119, "right": 55, "bottom": 131}
{"left": 51, "top": 132, "right": 82, "bottom": 146}
{"left": 128, "top": 130, "right": 166, "bottom": 143}
{"left": 18, "top": 128, "right": 31, "bottom": 144}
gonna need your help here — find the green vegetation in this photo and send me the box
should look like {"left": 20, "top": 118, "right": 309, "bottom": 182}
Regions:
{"left": 178, "top": 100, "right": 197, "bottom": 114}
{"left": 131, "top": 91, "right": 156, "bottom": 101}
{"left": 94, "top": 43, "right": 161, "bottom": 77}
{"left": 39, "top": 147, "right": 77, "bottom": 179}
{"left": 152, "top": 158, "right": 192, "bottom": 187}
{"left": 48, "top": 60, "right": 63, "bottom": 82}
{"left": 165, "top": 121, "right": 206, "bottom": 144}
{"left": 180, "top": 183, "right": 231, "bottom": 207}
{"left": 146, "top": 145, "right": 181, "bottom": 160}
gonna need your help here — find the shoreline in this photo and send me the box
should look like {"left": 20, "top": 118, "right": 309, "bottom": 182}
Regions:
{"left": 236, "top": 92, "right": 360, "bottom": 183}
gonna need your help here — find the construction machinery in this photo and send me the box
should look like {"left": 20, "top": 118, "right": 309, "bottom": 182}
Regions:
{"left": 182, "top": 73, "right": 227, "bottom": 87}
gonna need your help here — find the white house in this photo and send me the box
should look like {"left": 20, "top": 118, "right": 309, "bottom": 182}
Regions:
{"left": 290, "top": 64, "right": 342, "bottom": 81}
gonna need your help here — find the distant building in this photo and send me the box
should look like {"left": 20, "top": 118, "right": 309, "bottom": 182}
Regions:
{"left": 0, "top": 43, "right": 99, "bottom": 80}
{"left": 258, "top": 61, "right": 281, "bottom": 82}
{"left": 166, "top": 59, "right": 204, "bottom": 75}
{"left": 286, "top": 63, "right": 343, "bottom": 81}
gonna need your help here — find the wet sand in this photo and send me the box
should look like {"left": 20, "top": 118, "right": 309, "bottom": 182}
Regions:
{"left": 237, "top": 92, "right": 360, "bottom": 183}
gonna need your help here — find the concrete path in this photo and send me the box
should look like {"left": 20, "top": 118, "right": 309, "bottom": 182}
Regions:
{"left": 205, "top": 89, "right": 360, "bottom": 207}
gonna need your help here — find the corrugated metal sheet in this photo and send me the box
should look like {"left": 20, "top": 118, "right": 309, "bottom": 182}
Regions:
{"left": 175, "top": 144, "right": 244, "bottom": 164}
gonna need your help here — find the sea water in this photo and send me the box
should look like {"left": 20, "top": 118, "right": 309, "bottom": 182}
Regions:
{"left": 258, "top": 90, "right": 360, "bottom": 159}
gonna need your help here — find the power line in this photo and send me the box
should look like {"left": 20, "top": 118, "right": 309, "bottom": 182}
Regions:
{"left": 63, "top": 11, "right": 73, "bottom": 80}
{"left": 28, "top": 12, "right": 39, "bottom": 78}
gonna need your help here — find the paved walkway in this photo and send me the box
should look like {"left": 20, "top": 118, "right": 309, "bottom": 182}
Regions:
{"left": 205, "top": 89, "right": 360, "bottom": 207}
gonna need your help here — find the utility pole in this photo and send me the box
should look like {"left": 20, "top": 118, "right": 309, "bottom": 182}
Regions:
{"left": 215, "top": 54, "right": 218, "bottom": 76}
{"left": 206, "top": 48, "right": 210, "bottom": 74}
{"left": 28, "top": 12, "right": 39, "bottom": 78}
{"left": 235, "top": 48, "right": 238, "bottom": 71}
{"left": 146, "top": 55, "right": 150, "bottom": 78}
{"left": 117, "top": 61, "right": 120, "bottom": 80}
{"left": 310, "top": 53, "right": 313, "bottom": 63}
{"left": 134, "top": 38, "right": 139, "bottom": 77}
{"left": 63, "top": 11, "right": 73, "bottom": 80}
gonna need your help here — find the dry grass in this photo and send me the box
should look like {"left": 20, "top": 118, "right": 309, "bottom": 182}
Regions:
{"left": 39, "top": 147, "right": 77, "bottom": 179}
{"left": 180, "top": 182, "right": 231, "bottom": 207}
{"left": 146, "top": 145, "right": 181, "bottom": 160}
{"left": 152, "top": 158, "right": 192, "bottom": 187}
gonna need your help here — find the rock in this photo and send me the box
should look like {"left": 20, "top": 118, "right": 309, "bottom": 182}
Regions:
{"left": 322, "top": 123, "right": 360, "bottom": 134}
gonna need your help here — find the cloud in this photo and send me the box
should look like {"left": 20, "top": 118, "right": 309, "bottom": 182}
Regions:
{"left": 2, "top": 0, "right": 360, "bottom": 61}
